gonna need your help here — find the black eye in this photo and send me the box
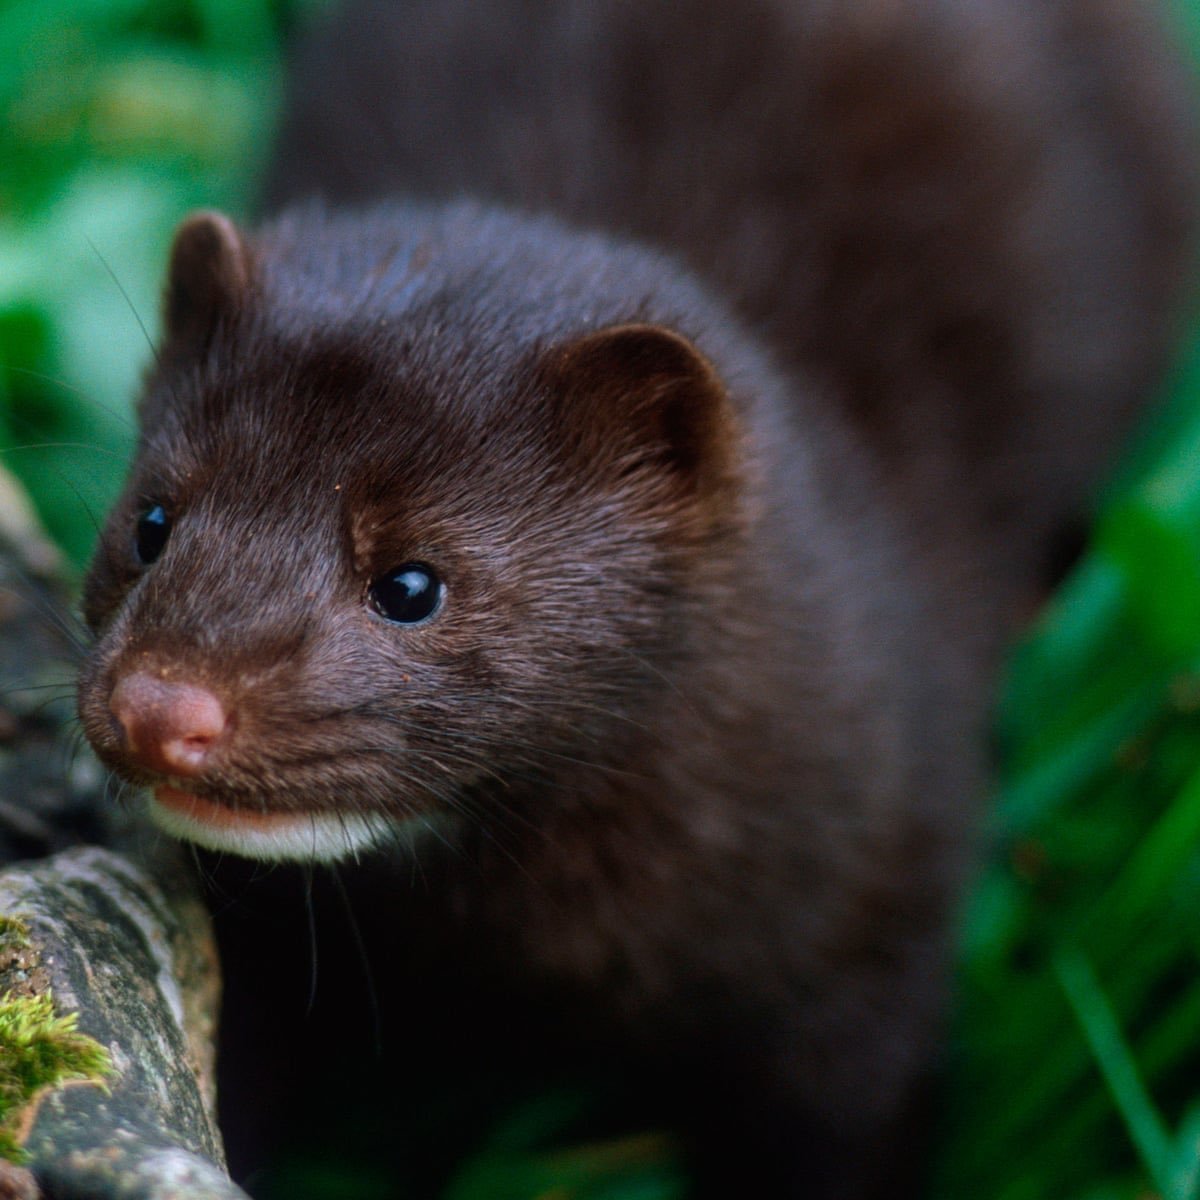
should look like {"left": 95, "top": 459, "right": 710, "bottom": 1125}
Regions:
{"left": 134, "top": 505, "right": 171, "bottom": 565}
{"left": 368, "top": 563, "right": 443, "bottom": 625}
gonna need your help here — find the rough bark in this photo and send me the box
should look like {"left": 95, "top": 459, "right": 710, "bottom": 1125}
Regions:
{"left": 0, "top": 466, "right": 243, "bottom": 1200}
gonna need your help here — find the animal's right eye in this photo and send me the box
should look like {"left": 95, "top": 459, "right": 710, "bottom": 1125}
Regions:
{"left": 135, "top": 505, "right": 171, "bottom": 565}
{"left": 368, "top": 563, "right": 444, "bottom": 625}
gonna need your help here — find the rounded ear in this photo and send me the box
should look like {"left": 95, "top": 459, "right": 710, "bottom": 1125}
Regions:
{"left": 162, "top": 210, "right": 252, "bottom": 353}
{"left": 543, "top": 323, "right": 739, "bottom": 506}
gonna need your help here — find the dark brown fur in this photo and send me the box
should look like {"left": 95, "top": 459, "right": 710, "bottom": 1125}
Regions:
{"left": 78, "top": 1, "right": 1198, "bottom": 1195}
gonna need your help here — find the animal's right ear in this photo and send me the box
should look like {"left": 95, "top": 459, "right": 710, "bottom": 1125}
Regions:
{"left": 162, "top": 211, "right": 252, "bottom": 353}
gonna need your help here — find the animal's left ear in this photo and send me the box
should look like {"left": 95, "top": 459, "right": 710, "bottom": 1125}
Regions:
{"left": 543, "top": 323, "right": 740, "bottom": 508}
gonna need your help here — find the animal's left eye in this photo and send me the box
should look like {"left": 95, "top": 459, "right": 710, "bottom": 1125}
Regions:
{"left": 135, "top": 505, "right": 171, "bottom": 565}
{"left": 368, "top": 564, "right": 443, "bottom": 625}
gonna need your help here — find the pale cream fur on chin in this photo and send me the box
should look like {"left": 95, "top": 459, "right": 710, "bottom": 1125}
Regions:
{"left": 145, "top": 793, "right": 398, "bottom": 863}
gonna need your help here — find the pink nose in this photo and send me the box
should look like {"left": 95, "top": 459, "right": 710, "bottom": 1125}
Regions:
{"left": 109, "top": 672, "right": 228, "bottom": 777}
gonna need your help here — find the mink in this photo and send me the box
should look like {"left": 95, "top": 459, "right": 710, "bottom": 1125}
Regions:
{"left": 76, "top": 1, "right": 1198, "bottom": 1195}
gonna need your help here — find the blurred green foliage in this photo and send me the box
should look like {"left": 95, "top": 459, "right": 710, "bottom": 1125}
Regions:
{"left": 933, "top": 332, "right": 1200, "bottom": 1200}
{"left": 0, "top": 0, "right": 311, "bottom": 564}
{"left": 4, "top": 0, "right": 1200, "bottom": 1197}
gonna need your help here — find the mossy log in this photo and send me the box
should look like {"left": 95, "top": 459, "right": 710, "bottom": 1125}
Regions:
{"left": 0, "top": 466, "right": 243, "bottom": 1199}
{"left": 0, "top": 847, "right": 247, "bottom": 1200}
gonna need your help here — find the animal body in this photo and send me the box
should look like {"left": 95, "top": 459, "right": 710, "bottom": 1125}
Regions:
{"left": 76, "top": 1, "right": 1198, "bottom": 1195}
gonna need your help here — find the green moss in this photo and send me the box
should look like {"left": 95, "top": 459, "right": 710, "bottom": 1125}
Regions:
{"left": 0, "top": 991, "right": 112, "bottom": 1162}
{"left": 0, "top": 916, "right": 30, "bottom": 941}
{"left": 0, "top": 914, "right": 112, "bottom": 1165}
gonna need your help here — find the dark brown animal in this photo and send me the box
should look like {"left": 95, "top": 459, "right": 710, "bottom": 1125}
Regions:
{"left": 77, "top": 1, "right": 1198, "bottom": 1194}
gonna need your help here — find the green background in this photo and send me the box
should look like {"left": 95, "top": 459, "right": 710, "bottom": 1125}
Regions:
{"left": 4, "top": 1, "right": 1200, "bottom": 1196}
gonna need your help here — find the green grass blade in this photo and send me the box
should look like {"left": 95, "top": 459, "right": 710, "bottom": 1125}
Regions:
{"left": 1054, "top": 949, "right": 1173, "bottom": 1197}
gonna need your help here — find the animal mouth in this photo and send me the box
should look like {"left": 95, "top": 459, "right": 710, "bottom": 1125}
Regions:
{"left": 149, "top": 785, "right": 395, "bottom": 863}
{"left": 155, "top": 785, "right": 292, "bottom": 828}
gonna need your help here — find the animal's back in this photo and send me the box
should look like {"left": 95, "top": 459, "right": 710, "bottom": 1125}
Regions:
{"left": 266, "top": 0, "right": 1199, "bottom": 607}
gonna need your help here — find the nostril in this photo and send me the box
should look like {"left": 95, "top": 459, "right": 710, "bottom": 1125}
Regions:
{"left": 110, "top": 672, "right": 229, "bottom": 778}
{"left": 162, "top": 730, "right": 220, "bottom": 773}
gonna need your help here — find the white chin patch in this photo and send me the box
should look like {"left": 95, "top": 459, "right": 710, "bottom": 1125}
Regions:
{"left": 146, "top": 791, "right": 399, "bottom": 863}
